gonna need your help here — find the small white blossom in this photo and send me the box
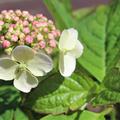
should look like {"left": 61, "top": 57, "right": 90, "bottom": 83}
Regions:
{"left": 59, "top": 28, "right": 84, "bottom": 77}
{"left": 0, "top": 45, "right": 53, "bottom": 93}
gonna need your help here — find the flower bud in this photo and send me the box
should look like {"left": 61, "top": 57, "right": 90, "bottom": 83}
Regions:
{"left": 2, "top": 40, "right": 10, "bottom": 48}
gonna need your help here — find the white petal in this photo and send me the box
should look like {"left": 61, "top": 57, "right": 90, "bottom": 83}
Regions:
{"left": 69, "top": 40, "right": 84, "bottom": 58}
{"left": 59, "top": 28, "right": 78, "bottom": 51}
{"left": 12, "top": 45, "right": 34, "bottom": 63}
{"left": 0, "top": 58, "right": 18, "bottom": 80}
{"left": 14, "top": 70, "right": 38, "bottom": 93}
{"left": 27, "top": 52, "right": 53, "bottom": 76}
{"left": 59, "top": 52, "right": 76, "bottom": 77}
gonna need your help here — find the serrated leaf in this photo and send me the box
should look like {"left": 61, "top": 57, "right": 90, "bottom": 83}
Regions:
{"left": 92, "top": 68, "right": 120, "bottom": 106}
{"left": 25, "top": 73, "right": 96, "bottom": 114}
{"left": 106, "top": 0, "right": 120, "bottom": 70}
{"left": 78, "top": 6, "right": 108, "bottom": 81}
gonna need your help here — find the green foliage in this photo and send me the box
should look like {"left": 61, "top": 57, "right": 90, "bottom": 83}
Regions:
{"left": 14, "top": 108, "right": 29, "bottom": 120}
{"left": 79, "top": 110, "right": 105, "bottom": 120}
{"left": 41, "top": 112, "right": 78, "bottom": 120}
{"left": 25, "top": 73, "right": 96, "bottom": 114}
{"left": 92, "top": 68, "right": 120, "bottom": 106}
{"left": 41, "top": 110, "right": 105, "bottom": 120}
{"left": 0, "top": 0, "right": 120, "bottom": 119}
{"left": 78, "top": 6, "right": 108, "bottom": 81}
{"left": 0, "top": 108, "right": 29, "bottom": 120}
{"left": 0, "top": 109, "right": 14, "bottom": 120}
{"left": 0, "top": 85, "right": 21, "bottom": 112}
{"left": 44, "top": 0, "right": 76, "bottom": 30}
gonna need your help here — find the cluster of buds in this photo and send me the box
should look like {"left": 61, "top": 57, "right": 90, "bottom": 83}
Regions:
{"left": 0, "top": 10, "right": 60, "bottom": 54}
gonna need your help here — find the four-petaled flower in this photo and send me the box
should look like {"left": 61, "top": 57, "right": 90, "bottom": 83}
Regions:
{"left": 58, "top": 28, "right": 84, "bottom": 77}
{"left": 0, "top": 45, "right": 53, "bottom": 93}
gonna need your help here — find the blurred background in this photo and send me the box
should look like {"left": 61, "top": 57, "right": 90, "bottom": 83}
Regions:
{"left": 0, "top": 0, "right": 110, "bottom": 19}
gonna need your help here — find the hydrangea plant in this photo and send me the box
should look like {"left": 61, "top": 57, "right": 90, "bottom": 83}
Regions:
{"left": 0, "top": 0, "right": 120, "bottom": 120}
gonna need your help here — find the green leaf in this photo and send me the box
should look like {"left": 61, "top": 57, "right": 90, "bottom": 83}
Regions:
{"left": 41, "top": 112, "right": 78, "bottom": 120}
{"left": 25, "top": 73, "right": 96, "bottom": 114}
{"left": 0, "top": 108, "right": 29, "bottom": 120}
{"left": 0, "top": 109, "right": 14, "bottom": 120}
{"left": 61, "top": 0, "right": 72, "bottom": 13}
{"left": 43, "top": 0, "right": 75, "bottom": 30}
{"left": 92, "top": 68, "right": 120, "bottom": 106}
{"left": 106, "top": 0, "right": 120, "bottom": 70}
{"left": 73, "top": 7, "right": 96, "bottom": 21}
{"left": 14, "top": 108, "right": 29, "bottom": 120}
{"left": 78, "top": 6, "right": 108, "bottom": 81}
{"left": 79, "top": 110, "right": 105, "bottom": 120}
{"left": 78, "top": 0, "right": 120, "bottom": 81}
{"left": 41, "top": 110, "right": 105, "bottom": 120}
{"left": 0, "top": 86, "right": 21, "bottom": 112}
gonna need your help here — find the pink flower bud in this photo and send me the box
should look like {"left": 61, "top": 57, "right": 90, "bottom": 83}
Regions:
{"left": 8, "top": 27, "right": 14, "bottom": 33}
{"left": 36, "top": 22, "right": 47, "bottom": 27}
{"left": 11, "top": 35, "right": 18, "bottom": 42}
{"left": 56, "top": 30, "right": 61, "bottom": 36}
{"left": 25, "top": 35, "right": 33, "bottom": 44}
{"left": 36, "top": 14, "right": 43, "bottom": 18}
{"left": 1, "top": 10, "right": 7, "bottom": 15}
{"left": 45, "top": 47, "right": 53, "bottom": 54}
{"left": 23, "top": 11, "right": 29, "bottom": 16}
{"left": 10, "top": 24, "right": 16, "bottom": 28}
{"left": 32, "top": 21, "right": 39, "bottom": 26}
{"left": 0, "top": 21, "right": 4, "bottom": 26}
{"left": 49, "top": 39, "right": 56, "bottom": 48}
{"left": 2, "top": 40, "right": 10, "bottom": 48}
{"left": 51, "top": 31, "right": 57, "bottom": 37}
{"left": 39, "top": 41, "right": 46, "bottom": 49}
{"left": 15, "top": 10, "right": 22, "bottom": 16}
{"left": 43, "top": 28, "right": 48, "bottom": 32}
{"left": 8, "top": 10, "right": 14, "bottom": 13}
{"left": 23, "top": 21, "right": 29, "bottom": 26}
{"left": 1, "top": 36, "right": 5, "bottom": 41}
{"left": 48, "top": 33, "right": 54, "bottom": 39}
{"left": 23, "top": 27, "right": 30, "bottom": 34}
{"left": 28, "top": 15, "right": 34, "bottom": 21}
{"left": 13, "top": 17, "right": 19, "bottom": 21}
{"left": 37, "top": 33, "right": 43, "bottom": 40}
{"left": 48, "top": 20, "right": 53, "bottom": 24}
{"left": 31, "top": 32, "right": 36, "bottom": 38}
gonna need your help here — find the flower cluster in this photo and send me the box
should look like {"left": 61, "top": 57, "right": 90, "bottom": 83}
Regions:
{"left": 0, "top": 10, "right": 60, "bottom": 54}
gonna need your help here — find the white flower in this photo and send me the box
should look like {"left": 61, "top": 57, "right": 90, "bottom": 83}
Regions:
{"left": 0, "top": 45, "right": 53, "bottom": 93}
{"left": 58, "top": 28, "right": 84, "bottom": 77}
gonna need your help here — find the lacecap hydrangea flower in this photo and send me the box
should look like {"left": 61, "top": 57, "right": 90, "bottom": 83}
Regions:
{"left": 0, "top": 10, "right": 60, "bottom": 55}
{"left": 0, "top": 45, "right": 53, "bottom": 93}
